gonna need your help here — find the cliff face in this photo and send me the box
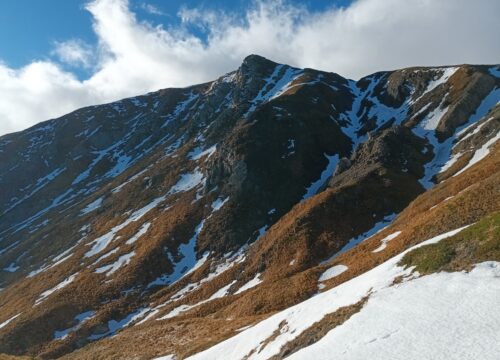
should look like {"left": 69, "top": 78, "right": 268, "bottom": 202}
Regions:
{"left": 0, "top": 56, "right": 499, "bottom": 359}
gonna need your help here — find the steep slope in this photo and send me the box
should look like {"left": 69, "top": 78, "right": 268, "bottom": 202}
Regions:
{"left": 187, "top": 215, "right": 500, "bottom": 360}
{"left": 0, "top": 57, "right": 499, "bottom": 359}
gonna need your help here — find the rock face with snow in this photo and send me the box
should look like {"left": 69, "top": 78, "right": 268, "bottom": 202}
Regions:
{"left": 0, "top": 56, "right": 499, "bottom": 359}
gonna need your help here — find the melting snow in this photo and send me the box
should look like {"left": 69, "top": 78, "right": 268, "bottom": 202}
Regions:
{"left": 158, "top": 280, "right": 238, "bottom": 320}
{"left": 318, "top": 265, "right": 348, "bottom": 282}
{"left": 246, "top": 65, "right": 303, "bottom": 115}
{"left": 157, "top": 355, "right": 175, "bottom": 360}
{"left": 234, "top": 273, "right": 262, "bottom": 294}
{"left": 126, "top": 223, "right": 151, "bottom": 245}
{"left": 489, "top": 66, "right": 500, "bottom": 78}
{"left": 85, "top": 195, "right": 166, "bottom": 257}
{"left": 158, "top": 304, "right": 194, "bottom": 320}
{"left": 372, "top": 231, "right": 402, "bottom": 253}
{"left": 454, "top": 130, "right": 500, "bottom": 176}
{"left": 148, "top": 221, "right": 208, "bottom": 287}
{"left": 95, "top": 252, "right": 135, "bottom": 276}
{"left": 80, "top": 197, "right": 103, "bottom": 215}
{"left": 168, "top": 169, "right": 205, "bottom": 194}
{"left": 54, "top": 311, "right": 95, "bottom": 340}
{"left": 211, "top": 197, "right": 230, "bottom": 211}
{"left": 457, "top": 116, "right": 493, "bottom": 143}
{"left": 105, "top": 153, "right": 132, "bottom": 178}
{"left": 112, "top": 167, "right": 151, "bottom": 193}
{"left": 256, "top": 225, "right": 268, "bottom": 241}
{"left": 415, "top": 87, "right": 500, "bottom": 188}
{"left": 334, "top": 214, "right": 397, "bottom": 258}
{"left": 0, "top": 313, "right": 21, "bottom": 329}
{"left": 161, "top": 248, "right": 247, "bottom": 307}
{"left": 3, "top": 262, "right": 19, "bottom": 272}
{"left": 209, "top": 280, "right": 237, "bottom": 299}
{"left": 0, "top": 241, "right": 20, "bottom": 256}
{"left": 36, "top": 273, "right": 78, "bottom": 305}
{"left": 93, "top": 247, "right": 120, "bottom": 264}
{"left": 162, "top": 91, "right": 199, "bottom": 127}
{"left": 419, "top": 99, "right": 449, "bottom": 131}
{"left": 3, "top": 167, "right": 66, "bottom": 214}
{"left": 88, "top": 308, "right": 149, "bottom": 340}
{"left": 424, "top": 67, "right": 458, "bottom": 93}
{"left": 302, "top": 154, "right": 339, "bottom": 200}
{"left": 189, "top": 145, "right": 217, "bottom": 161}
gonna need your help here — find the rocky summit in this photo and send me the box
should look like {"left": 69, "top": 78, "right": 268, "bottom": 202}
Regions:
{"left": 0, "top": 55, "right": 499, "bottom": 359}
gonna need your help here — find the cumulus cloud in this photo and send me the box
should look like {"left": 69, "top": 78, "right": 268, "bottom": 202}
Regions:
{"left": 52, "top": 39, "right": 94, "bottom": 68}
{"left": 1, "top": 0, "right": 499, "bottom": 136}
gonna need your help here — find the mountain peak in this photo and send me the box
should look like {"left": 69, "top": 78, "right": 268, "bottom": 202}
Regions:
{"left": 239, "top": 54, "right": 279, "bottom": 76}
{"left": 242, "top": 54, "right": 274, "bottom": 66}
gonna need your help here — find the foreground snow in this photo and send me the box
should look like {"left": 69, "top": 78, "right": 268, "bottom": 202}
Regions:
{"left": 167, "top": 225, "right": 500, "bottom": 360}
{"left": 289, "top": 261, "right": 500, "bottom": 360}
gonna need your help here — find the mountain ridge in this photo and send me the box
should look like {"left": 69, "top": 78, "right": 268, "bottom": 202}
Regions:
{"left": 0, "top": 54, "right": 499, "bottom": 359}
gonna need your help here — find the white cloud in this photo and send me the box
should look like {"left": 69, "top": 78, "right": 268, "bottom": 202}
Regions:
{"left": 52, "top": 39, "right": 93, "bottom": 68}
{"left": 0, "top": 0, "right": 499, "bottom": 136}
{"left": 140, "top": 2, "right": 165, "bottom": 16}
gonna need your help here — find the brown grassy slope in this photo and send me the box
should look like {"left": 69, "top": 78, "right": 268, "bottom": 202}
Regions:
{"left": 61, "top": 139, "right": 499, "bottom": 360}
{"left": 318, "top": 142, "right": 500, "bottom": 293}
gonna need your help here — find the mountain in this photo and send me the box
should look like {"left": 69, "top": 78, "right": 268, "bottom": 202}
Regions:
{"left": 0, "top": 55, "right": 499, "bottom": 359}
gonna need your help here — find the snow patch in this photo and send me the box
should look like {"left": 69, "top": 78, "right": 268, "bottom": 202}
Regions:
{"left": 168, "top": 169, "right": 205, "bottom": 194}
{"left": 334, "top": 214, "right": 397, "bottom": 258}
{"left": 454, "top": 129, "right": 500, "bottom": 176}
{"left": 3, "top": 262, "right": 19, "bottom": 272}
{"left": 126, "top": 223, "right": 151, "bottom": 245}
{"left": 189, "top": 145, "right": 217, "bottom": 161}
{"left": 85, "top": 196, "right": 166, "bottom": 257}
{"left": 302, "top": 154, "right": 339, "bottom": 200}
{"left": 211, "top": 197, "right": 230, "bottom": 211}
{"left": 318, "top": 265, "right": 348, "bottom": 282}
{"left": 36, "top": 273, "right": 78, "bottom": 305}
{"left": 148, "top": 221, "right": 208, "bottom": 287}
{"left": 95, "top": 251, "right": 135, "bottom": 276}
{"left": 372, "top": 231, "right": 402, "bottom": 252}
{"left": 54, "top": 311, "right": 95, "bottom": 340}
{"left": 0, "top": 313, "right": 21, "bottom": 329}
{"left": 489, "top": 66, "right": 500, "bottom": 78}
{"left": 80, "top": 197, "right": 103, "bottom": 215}
{"left": 234, "top": 273, "right": 262, "bottom": 294}
{"left": 425, "top": 67, "right": 458, "bottom": 93}
{"left": 88, "top": 308, "right": 149, "bottom": 340}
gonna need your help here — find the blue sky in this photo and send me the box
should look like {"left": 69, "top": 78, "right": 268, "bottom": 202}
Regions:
{"left": 0, "top": 0, "right": 498, "bottom": 136}
{"left": 0, "top": 0, "right": 351, "bottom": 78}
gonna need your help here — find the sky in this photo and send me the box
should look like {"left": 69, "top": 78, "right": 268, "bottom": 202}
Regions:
{"left": 0, "top": 0, "right": 499, "bottom": 136}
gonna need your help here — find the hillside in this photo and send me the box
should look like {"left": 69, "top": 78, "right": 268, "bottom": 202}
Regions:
{"left": 0, "top": 55, "right": 499, "bottom": 359}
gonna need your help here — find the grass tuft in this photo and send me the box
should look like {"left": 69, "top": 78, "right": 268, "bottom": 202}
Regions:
{"left": 400, "top": 212, "right": 500, "bottom": 274}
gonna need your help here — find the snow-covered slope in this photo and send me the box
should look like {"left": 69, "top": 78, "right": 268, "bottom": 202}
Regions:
{"left": 184, "top": 226, "right": 500, "bottom": 360}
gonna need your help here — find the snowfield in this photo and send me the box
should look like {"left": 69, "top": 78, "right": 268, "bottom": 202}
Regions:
{"left": 168, "top": 225, "right": 500, "bottom": 360}
{"left": 288, "top": 261, "right": 500, "bottom": 360}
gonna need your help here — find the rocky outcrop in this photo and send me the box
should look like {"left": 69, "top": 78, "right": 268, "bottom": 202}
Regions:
{"left": 330, "top": 125, "right": 428, "bottom": 188}
{"left": 436, "top": 67, "right": 497, "bottom": 140}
